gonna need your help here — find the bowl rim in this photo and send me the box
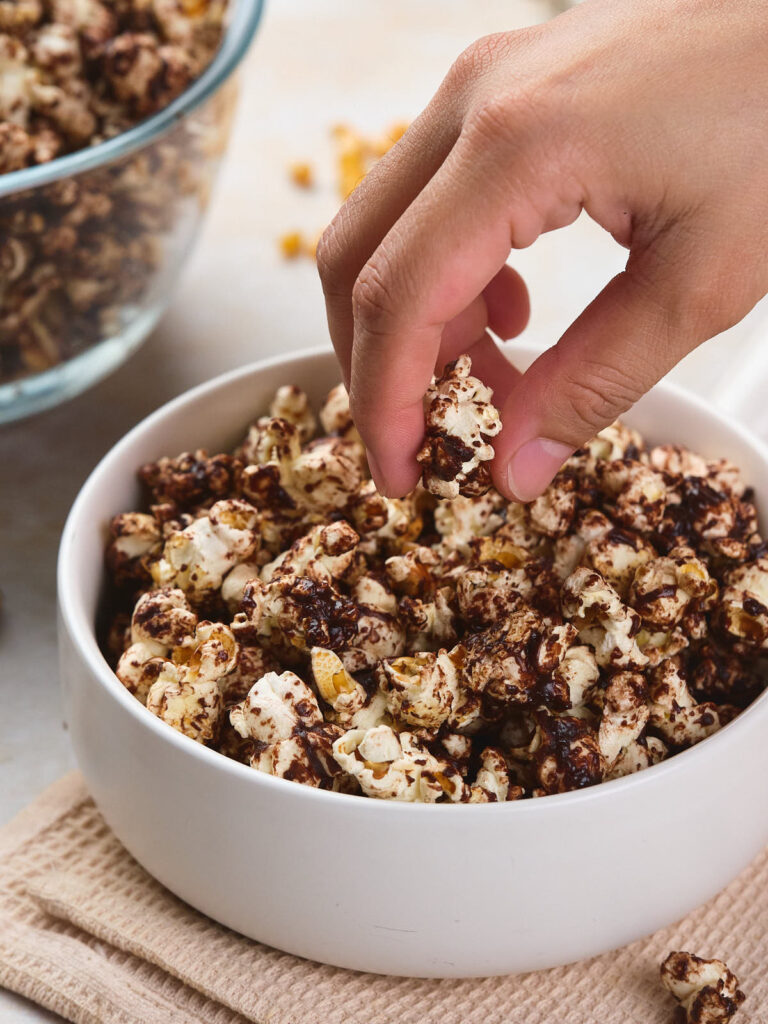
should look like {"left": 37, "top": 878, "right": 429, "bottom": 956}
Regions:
{"left": 0, "top": 0, "right": 264, "bottom": 201}
{"left": 57, "top": 342, "right": 768, "bottom": 818}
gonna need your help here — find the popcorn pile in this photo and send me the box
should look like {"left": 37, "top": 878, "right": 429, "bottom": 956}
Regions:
{"left": 103, "top": 357, "right": 768, "bottom": 803}
{"left": 0, "top": 0, "right": 230, "bottom": 382}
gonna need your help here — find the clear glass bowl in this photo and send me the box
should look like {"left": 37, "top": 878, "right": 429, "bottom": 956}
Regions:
{"left": 0, "top": 0, "right": 264, "bottom": 425}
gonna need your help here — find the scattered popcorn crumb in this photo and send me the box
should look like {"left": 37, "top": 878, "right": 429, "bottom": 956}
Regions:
{"left": 288, "top": 160, "right": 314, "bottom": 188}
{"left": 280, "top": 119, "right": 410, "bottom": 260}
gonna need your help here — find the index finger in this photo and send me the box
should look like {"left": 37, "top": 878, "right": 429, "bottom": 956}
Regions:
{"left": 349, "top": 134, "right": 536, "bottom": 496}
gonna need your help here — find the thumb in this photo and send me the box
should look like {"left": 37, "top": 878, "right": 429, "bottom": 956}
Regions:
{"left": 491, "top": 244, "right": 728, "bottom": 502}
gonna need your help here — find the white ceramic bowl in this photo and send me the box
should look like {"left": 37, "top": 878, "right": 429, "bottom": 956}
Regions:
{"left": 58, "top": 343, "right": 768, "bottom": 978}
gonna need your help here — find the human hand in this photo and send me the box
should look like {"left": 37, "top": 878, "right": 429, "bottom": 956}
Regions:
{"left": 317, "top": 0, "right": 768, "bottom": 500}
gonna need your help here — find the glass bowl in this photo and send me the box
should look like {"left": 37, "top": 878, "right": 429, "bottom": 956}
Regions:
{"left": 0, "top": 0, "right": 264, "bottom": 426}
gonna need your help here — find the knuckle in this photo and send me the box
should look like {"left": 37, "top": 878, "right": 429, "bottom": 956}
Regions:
{"left": 315, "top": 225, "right": 343, "bottom": 293}
{"left": 352, "top": 254, "right": 399, "bottom": 334}
{"left": 464, "top": 81, "right": 544, "bottom": 150}
{"left": 316, "top": 209, "right": 357, "bottom": 295}
{"left": 556, "top": 361, "right": 642, "bottom": 438}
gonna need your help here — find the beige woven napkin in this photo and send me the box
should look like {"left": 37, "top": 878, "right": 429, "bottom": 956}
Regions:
{"left": 1, "top": 773, "right": 766, "bottom": 1024}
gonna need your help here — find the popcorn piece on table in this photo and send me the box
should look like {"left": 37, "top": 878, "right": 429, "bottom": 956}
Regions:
{"left": 660, "top": 950, "right": 745, "bottom": 1024}
{"left": 417, "top": 355, "right": 502, "bottom": 499}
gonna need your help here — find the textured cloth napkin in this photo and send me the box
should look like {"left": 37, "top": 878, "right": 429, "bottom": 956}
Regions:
{"left": 0, "top": 773, "right": 766, "bottom": 1024}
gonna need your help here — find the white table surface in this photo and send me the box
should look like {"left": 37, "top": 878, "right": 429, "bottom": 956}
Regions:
{"left": 1, "top": 1, "right": 766, "bottom": 1019}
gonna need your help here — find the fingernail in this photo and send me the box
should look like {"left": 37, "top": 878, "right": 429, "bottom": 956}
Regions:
{"left": 366, "top": 449, "right": 389, "bottom": 495}
{"left": 506, "top": 438, "right": 574, "bottom": 502}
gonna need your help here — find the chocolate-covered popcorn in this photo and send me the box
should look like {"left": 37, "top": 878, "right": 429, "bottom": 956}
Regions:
{"left": 104, "top": 373, "right": 767, "bottom": 802}
{"left": 660, "top": 951, "right": 745, "bottom": 1024}
{"left": 417, "top": 355, "right": 502, "bottom": 499}
{"left": 0, "top": 1, "right": 230, "bottom": 383}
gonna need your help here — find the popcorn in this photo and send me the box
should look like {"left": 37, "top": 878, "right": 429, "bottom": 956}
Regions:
{"left": 455, "top": 566, "right": 524, "bottom": 627}
{"left": 311, "top": 646, "right": 370, "bottom": 724}
{"left": 459, "top": 607, "right": 576, "bottom": 713}
{"left": 261, "top": 520, "right": 359, "bottom": 585}
{"left": 531, "top": 710, "right": 604, "bottom": 795}
{"left": 660, "top": 951, "right": 745, "bottom": 1024}
{"left": 140, "top": 450, "right": 240, "bottom": 510}
{"left": 318, "top": 382, "right": 362, "bottom": 443}
{"left": 718, "top": 556, "right": 768, "bottom": 650}
{"left": 267, "top": 385, "right": 317, "bottom": 444}
{"left": 587, "top": 421, "right": 644, "bottom": 462}
{"left": 650, "top": 445, "right": 746, "bottom": 499}
{"left": 145, "top": 621, "right": 237, "bottom": 744}
{"left": 233, "top": 574, "right": 359, "bottom": 655}
{"left": 433, "top": 491, "right": 506, "bottom": 557}
{"left": 417, "top": 355, "right": 502, "bottom": 499}
{"left": 399, "top": 587, "right": 457, "bottom": 650}
{"left": 348, "top": 481, "right": 421, "bottom": 555}
{"left": 562, "top": 567, "right": 648, "bottom": 669}
{"left": 528, "top": 473, "right": 577, "bottom": 538}
{"left": 151, "top": 499, "right": 260, "bottom": 599}
{"left": 129, "top": 586, "right": 197, "bottom": 653}
{"left": 378, "top": 650, "right": 460, "bottom": 729}
{"left": 605, "top": 735, "right": 667, "bottom": 780}
{"left": 241, "top": 418, "right": 364, "bottom": 523}
{"left": 596, "top": 671, "right": 649, "bottom": 768}
{"left": 105, "top": 511, "right": 162, "bottom": 587}
{"left": 116, "top": 641, "right": 165, "bottom": 704}
{"left": 630, "top": 546, "right": 717, "bottom": 628}
{"left": 105, "top": 377, "right": 767, "bottom": 801}
{"left": 584, "top": 526, "right": 656, "bottom": 599}
{"left": 468, "top": 747, "right": 514, "bottom": 802}
{"left": 341, "top": 575, "right": 406, "bottom": 672}
{"left": 648, "top": 660, "right": 738, "bottom": 749}
{"left": 596, "top": 459, "right": 667, "bottom": 532}
{"left": 253, "top": 723, "right": 345, "bottom": 789}
{"left": 332, "top": 726, "right": 465, "bottom": 802}
{"left": 230, "top": 670, "right": 323, "bottom": 746}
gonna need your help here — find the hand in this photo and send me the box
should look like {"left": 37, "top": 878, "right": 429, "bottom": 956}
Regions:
{"left": 317, "top": 0, "right": 768, "bottom": 500}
